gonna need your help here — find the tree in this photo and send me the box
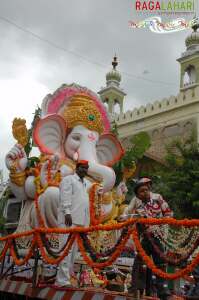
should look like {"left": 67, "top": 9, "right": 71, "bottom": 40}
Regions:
{"left": 153, "top": 133, "right": 199, "bottom": 219}
{"left": 111, "top": 121, "right": 151, "bottom": 193}
{"left": 25, "top": 106, "right": 41, "bottom": 168}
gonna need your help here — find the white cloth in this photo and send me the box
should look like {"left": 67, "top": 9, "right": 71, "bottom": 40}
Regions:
{"left": 58, "top": 173, "right": 90, "bottom": 226}
{"left": 56, "top": 173, "right": 91, "bottom": 286}
{"left": 55, "top": 224, "right": 78, "bottom": 286}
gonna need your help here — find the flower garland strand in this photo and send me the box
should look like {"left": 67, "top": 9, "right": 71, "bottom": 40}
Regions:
{"left": 153, "top": 225, "right": 198, "bottom": 255}
{"left": 34, "top": 192, "right": 46, "bottom": 228}
{"left": 89, "top": 183, "right": 103, "bottom": 225}
{"left": 132, "top": 225, "right": 199, "bottom": 280}
{"left": 80, "top": 227, "right": 129, "bottom": 259}
{"left": 9, "top": 237, "right": 36, "bottom": 266}
{"left": 1, "top": 218, "right": 199, "bottom": 279}
{"left": 77, "top": 228, "right": 133, "bottom": 269}
{"left": 144, "top": 230, "right": 199, "bottom": 266}
{"left": 2, "top": 217, "right": 199, "bottom": 243}
{"left": 36, "top": 232, "right": 76, "bottom": 265}
{"left": 40, "top": 233, "right": 73, "bottom": 257}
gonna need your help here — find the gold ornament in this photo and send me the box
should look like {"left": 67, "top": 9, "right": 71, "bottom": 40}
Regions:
{"left": 102, "top": 192, "right": 113, "bottom": 204}
{"left": 118, "top": 204, "right": 128, "bottom": 216}
{"left": 12, "top": 118, "right": 28, "bottom": 147}
{"left": 63, "top": 93, "right": 104, "bottom": 134}
{"left": 10, "top": 160, "right": 18, "bottom": 172}
{"left": 89, "top": 270, "right": 105, "bottom": 287}
{"left": 123, "top": 161, "right": 137, "bottom": 180}
{"left": 10, "top": 171, "right": 26, "bottom": 186}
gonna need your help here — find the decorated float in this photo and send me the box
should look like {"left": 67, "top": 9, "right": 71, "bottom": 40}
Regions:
{"left": 0, "top": 83, "right": 199, "bottom": 300}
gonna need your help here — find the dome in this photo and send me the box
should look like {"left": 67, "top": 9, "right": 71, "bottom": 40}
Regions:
{"left": 185, "top": 31, "right": 199, "bottom": 49}
{"left": 185, "top": 18, "right": 199, "bottom": 49}
{"left": 106, "top": 68, "right": 121, "bottom": 83}
{"left": 106, "top": 56, "right": 121, "bottom": 85}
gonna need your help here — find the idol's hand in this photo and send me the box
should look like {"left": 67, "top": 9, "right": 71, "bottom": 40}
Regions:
{"left": 6, "top": 144, "right": 27, "bottom": 172}
{"left": 40, "top": 154, "right": 60, "bottom": 187}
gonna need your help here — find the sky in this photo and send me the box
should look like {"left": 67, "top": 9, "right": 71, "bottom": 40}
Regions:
{"left": 0, "top": 0, "right": 198, "bottom": 178}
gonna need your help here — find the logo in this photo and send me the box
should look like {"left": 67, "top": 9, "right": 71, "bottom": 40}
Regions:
{"left": 129, "top": 0, "right": 197, "bottom": 33}
{"left": 129, "top": 16, "right": 198, "bottom": 33}
{"left": 135, "top": 0, "right": 195, "bottom": 13}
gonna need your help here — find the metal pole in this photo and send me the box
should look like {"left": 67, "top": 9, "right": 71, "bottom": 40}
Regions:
{"left": 0, "top": 263, "right": 15, "bottom": 280}
{"left": 32, "top": 248, "right": 40, "bottom": 288}
{"left": 0, "top": 255, "right": 5, "bottom": 275}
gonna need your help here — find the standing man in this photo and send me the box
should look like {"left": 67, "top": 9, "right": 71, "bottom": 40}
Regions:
{"left": 128, "top": 180, "right": 173, "bottom": 299}
{"left": 55, "top": 160, "right": 90, "bottom": 287}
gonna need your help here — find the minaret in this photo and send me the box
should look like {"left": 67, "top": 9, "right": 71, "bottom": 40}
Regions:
{"left": 177, "top": 17, "right": 199, "bottom": 91}
{"left": 98, "top": 56, "right": 126, "bottom": 115}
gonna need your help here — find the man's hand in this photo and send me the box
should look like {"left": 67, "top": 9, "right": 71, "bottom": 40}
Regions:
{"left": 65, "top": 214, "right": 72, "bottom": 226}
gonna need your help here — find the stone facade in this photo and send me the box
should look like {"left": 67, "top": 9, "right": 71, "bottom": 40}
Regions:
{"left": 99, "top": 22, "right": 199, "bottom": 164}
{"left": 115, "top": 87, "right": 199, "bottom": 162}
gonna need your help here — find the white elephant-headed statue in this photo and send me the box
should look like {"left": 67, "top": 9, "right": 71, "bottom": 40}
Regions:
{"left": 5, "top": 83, "right": 124, "bottom": 231}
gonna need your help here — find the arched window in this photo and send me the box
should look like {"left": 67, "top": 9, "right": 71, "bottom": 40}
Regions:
{"left": 103, "top": 98, "right": 109, "bottom": 111}
{"left": 114, "top": 100, "right": 121, "bottom": 114}
{"left": 183, "top": 65, "right": 196, "bottom": 86}
{"left": 103, "top": 101, "right": 108, "bottom": 110}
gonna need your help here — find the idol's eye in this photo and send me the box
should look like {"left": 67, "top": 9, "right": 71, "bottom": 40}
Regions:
{"left": 72, "top": 135, "right": 80, "bottom": 141}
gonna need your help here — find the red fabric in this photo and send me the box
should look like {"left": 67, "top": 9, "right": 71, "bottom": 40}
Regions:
{"left": 77, "top": 160, "right": 89, "bottom": 167}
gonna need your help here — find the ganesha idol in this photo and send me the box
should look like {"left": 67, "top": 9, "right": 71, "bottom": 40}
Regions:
{"left": 5, "top": 83, "right": 124, "bottom": 231}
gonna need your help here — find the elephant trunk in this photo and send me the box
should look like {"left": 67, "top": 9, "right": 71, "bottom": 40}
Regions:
{"left": 76, "top": 134, "right": 116, "bottom": 192}
{"left": 77, "top": 147, "right": 115, "bottom": 192}
{"left": 87, "top": 162, "right": 116, "bottom": 192}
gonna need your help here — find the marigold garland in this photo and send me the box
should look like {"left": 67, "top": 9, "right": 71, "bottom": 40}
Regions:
{"left": 132, "top": 225, "right": 199, "bottom": 280}
{"left": 36, "top": 232, "right": 76, "bottom": 265}
{"left": 89, "top": 183, "right": 103, "bottom": 225}
{"left": 1, "top": 217, "right": 199, "bottom": 279}
{"left": 144, "top": 230, "right": 199, "bottom": 266}
{"left": 77, "top": 227, "right": 133, "bottom": 269}
{"left": 36, "top": 219, "right": 136, "bottom": 234}
{"left": 153, "top": 225, "right": 199, "bottom": 255}
{"left": 80, "top": 227, "right": 129, "bottom": 259}
{"left": 9, "top": 237, "right": 36, "bottom": 266}
{"left": 0, "top": 230, "right": 35, "bottom": 242}
{"left": 40, "top": 233, "right": 72, "bottom": 257}
{"left": 1, "top": 217, "right": 199, "bottom": 242}
{"left": 34, "top": 193, "right": 46, "bottom": 228}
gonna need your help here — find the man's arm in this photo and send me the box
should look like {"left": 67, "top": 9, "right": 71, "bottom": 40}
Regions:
{"left": 159, "top": 195, "right": 173, "bottom": 217}
{"left": 123, "top": 196, "right": 140, "bottom": 215}
{"left": 60, "top": 176, "right": 73, "bottom": 226}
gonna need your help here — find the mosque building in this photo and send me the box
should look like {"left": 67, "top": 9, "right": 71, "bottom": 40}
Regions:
{"left": 98, "top": 21, "right": 199, "bottom": 171}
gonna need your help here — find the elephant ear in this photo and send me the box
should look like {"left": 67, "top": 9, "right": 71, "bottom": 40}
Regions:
{"left": 96, "top": 133, "right": 125, "bottom": 166}
{"left": 33, "top": 114, "right": 66, "bottom": 157}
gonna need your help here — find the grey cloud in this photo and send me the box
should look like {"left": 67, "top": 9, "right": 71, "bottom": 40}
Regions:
{"left": 0, "top": 0, "right": 196, "bottom": 176}
{"left": 0, "top": 0, "right": 190, "bottom": 103}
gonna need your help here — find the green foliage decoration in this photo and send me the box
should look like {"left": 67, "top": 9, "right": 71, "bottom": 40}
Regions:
{"left": 152, "top": 132, "right": 199, "bottom": 219}
{"left": 111, "top": 121, "right": 151, "bottom": 187}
